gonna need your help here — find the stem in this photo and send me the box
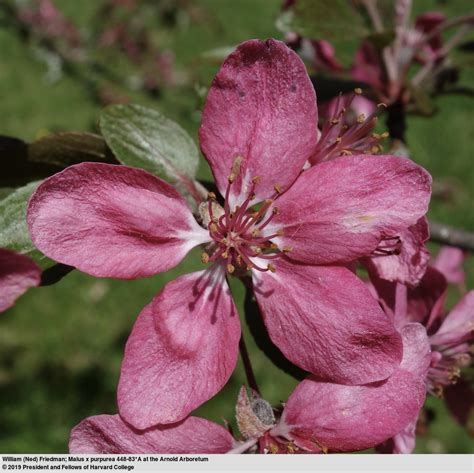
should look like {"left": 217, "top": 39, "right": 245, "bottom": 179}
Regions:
{"left": 239, "top": 332, "right": 260, "bottom": 395}
{"left": 429, "top": 220, "right": 474, "bottom": 252}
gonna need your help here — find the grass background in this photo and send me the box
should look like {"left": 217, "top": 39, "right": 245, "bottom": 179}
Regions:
{"left": 0, "top": 0, "right": 473, "bottom": 453}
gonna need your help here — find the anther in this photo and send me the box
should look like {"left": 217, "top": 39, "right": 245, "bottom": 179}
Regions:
{"left": 209, "top": 223, "right": 218, "bottom": 233}
{"left": 252, "top": 228, "right": 261, "bottom": 238}
{"left": 274, "top": 184, "right": 282, "bottom": 194}
{"left": 221, "top": 251, "right": 229, "bottom": 258}
{"left": 377, "top": 102, "right": 388, "bottom": 108}
{"left": 201, "top": 252, "right": 210, "bottom": 264}
{"left": 252, "top": 176, "right": 261, "bottom": 184}
{"left": 207, "top": 192, "right": 216, "bottom": 200}
{"left": 272, "top": 207, "right": 279, "bottom": 215}
{"left": 270, "top": 243, "right": 278, "bottom": 250}
{"left": 283, "top": 246, "right": 293, "bottom": 252}
{"left": 381, "top": 131, "right": 389, "bottom": 139}
{"left": 354, "top": 87, "right": 362, "bottom": 95}
{"left": 357, "top": 114, "right": 365, "bottom": 124}
{"left": 331, "top": 118, "right": 339, "bottom": 125}
{"left": 267, "top": 264, "right": 276, "bottom": 273}
{"left": 227, "top": 264, "right": 235, "bottom": 274}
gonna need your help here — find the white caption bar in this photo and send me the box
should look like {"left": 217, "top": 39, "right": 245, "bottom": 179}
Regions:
{"left": 0, "top": 454, "right": 473, "bottom": 473}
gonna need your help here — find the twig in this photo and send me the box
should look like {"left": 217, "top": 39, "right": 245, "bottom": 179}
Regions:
{"left": 429, "top": 220, "right": 474, "bottom": 252}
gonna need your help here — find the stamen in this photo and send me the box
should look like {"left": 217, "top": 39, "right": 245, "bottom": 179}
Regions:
{"left": 201, "top": 252, "right": 210, "bottom": 264}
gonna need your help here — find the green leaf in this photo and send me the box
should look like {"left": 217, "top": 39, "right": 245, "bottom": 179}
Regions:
{"left": 99, "top": 104, "right": 199, "bottom": 182}
{"left": 29, "top": 132, "right": 117, "bottom": 167}
{"left": 287, "top": 0, "right": 368, "bottom": 42}
{"left": 0, "top": 181, "right": 53, "bottom": 269}
{"left": 0, "top": 133, "right": 117, "bottom": 187}
{"left": 366, "top": 30, "right": 396, "bottom": 51}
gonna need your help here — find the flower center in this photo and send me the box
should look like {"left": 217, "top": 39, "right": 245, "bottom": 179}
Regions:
{"left": 201, "top": 169, "right": 289, "bottom": 274}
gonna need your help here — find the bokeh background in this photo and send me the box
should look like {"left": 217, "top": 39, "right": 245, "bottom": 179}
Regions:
{"left": 0, "top": 0, "right": 473, "bottom": 453}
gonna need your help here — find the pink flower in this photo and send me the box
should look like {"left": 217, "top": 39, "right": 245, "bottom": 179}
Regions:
{"left": 0, "top": 248, "right": 40, "bottom": 313}
{"left": 27, "top": 39, "right": 431, "bottom": 430}
{"left": 69, "top": 324, "right": 429, "bottom": 454}
{"left": 369, "top": 266, "right": 474, "bottom": 452}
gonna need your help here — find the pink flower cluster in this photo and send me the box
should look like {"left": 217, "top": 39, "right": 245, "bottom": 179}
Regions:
{"left": 0, "top": 38, "right": 468, "bottom": 453}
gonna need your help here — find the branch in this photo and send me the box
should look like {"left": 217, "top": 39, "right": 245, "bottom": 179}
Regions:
{"left": 429, "top": 220, "right": 474, "bottom": 252}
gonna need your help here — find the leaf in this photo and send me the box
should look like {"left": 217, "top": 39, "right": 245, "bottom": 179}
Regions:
{"left": 0, "top": 181, "right": 53, "bottom": 269}
{"left": 0, "top": 135, "right": 60, "bottom": 187}
{"left": 287, "top": 0, "right": 368, "bottom": 42}
{"left": 29, "top": 132, "right": 117, "bottom": 167}
{"left": 0, "top": 133, "right": 118, "bottom": 187}
{"left": 99, "top": 104, "right": 199, "bottom": 182}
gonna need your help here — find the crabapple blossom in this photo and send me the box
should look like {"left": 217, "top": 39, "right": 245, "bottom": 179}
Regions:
{"left": 28, "top": 39, "right": 431, "bottom": 430}
{"left": 0, "top": 248, "right": 40, "bottom": 313}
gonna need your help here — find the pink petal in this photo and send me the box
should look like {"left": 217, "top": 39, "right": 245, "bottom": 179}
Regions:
{"left": 364, "top": 217, "right": 430, "bottom": 286}
{"left": 429, "top": 290, "right": 474, "bottom": 346}
{"left": 350, "top": 42, "right": 385, "bottom": 93}
{"left": 118, "top": 267, "right": 240, "bottom": 429}
{"left": 69, "top": 415, "right": 235, "bottom": 454}
{"left": 312, "top": 40, "right": 343, "bottom": 72}
{"left": 376, "top": 417, "right": 418, "bottom": 454}
{"left": 278, "top": 323, "right": 430, "bottom": 452}
{"left": 433, "top": 246, "right": 466, "bottom": 285}
{"left": 253, "top": 258, "right": 403, "bottom": 385}
{"left": 0, "top": 249, "right": 40, "bottom": 312}
{"left": 267, "top": 154, "right": 431, "bottom": 265}
{"left": 27, "top": 163, "right": 209, "bottom": 279}
{"left": 199, "top": 39, "right": 318, "bottom": 207}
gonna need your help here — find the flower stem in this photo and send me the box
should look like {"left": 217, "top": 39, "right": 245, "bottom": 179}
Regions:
{"left": 239, "top": 331, "right": 261, "bottom": 395}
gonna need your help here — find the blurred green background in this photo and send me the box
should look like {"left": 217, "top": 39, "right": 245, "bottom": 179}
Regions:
{"left": 0, "top": 0, "right": 473, "bottom": 453}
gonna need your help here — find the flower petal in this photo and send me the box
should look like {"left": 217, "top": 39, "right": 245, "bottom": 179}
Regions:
{"left": 118, "top": 267, "right": 240, "bottom": 429}
{"left": 252, "top": 258, "right": 403, "bottom": 385}
{"left": 69, "top": 415, "right": 235, "bottom": 454}
{"left": 433, "top": 246, "right": 466, "bottom": 285}
{"left": 267, "top": 155, "right": 431, "bottom": 265}
{"left": 429, "top": 290, "right": 474, "bottom": 346}
{"left": 0, "top": 249, "right": 40, "bottom": 313}
{"left": 199, "top": 39, "right": 318, "bottom": 207}
{"left": 364, "top": 217, "right": 430, "bottom": 286}
{"left": 278, "top": 323, "right": 430, "bottom": 452}
{"left": 27, "top": 163, "right": 209, "bottom": 279}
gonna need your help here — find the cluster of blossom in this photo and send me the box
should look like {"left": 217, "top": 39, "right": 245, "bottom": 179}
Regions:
{"left": 283, "top": 0, "right": 474, "bottom": 120}
{"left": 1, "top": 39, "right": 472, "bottom": 453}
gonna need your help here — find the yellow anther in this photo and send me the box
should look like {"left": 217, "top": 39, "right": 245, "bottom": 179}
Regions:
{"left": 272, "top": 207, "right": 279, "bottom": 215}
{"left": 252, "top": 228, "right": 261, "bottom": 238}
{"left": 227, "top": 264, "right": 235, "bottom": 274}
{"left": 335, "top": 137, "right": 342, "bottom": 144}
{"left": 207, "top": 192, "right": 216, "bottom": 200}
{"left": 252, "top": 175, "right": 261, "bottom": 184}
{"left": 377, "top": 102, "right": 388, "bottom": 108}
{"left": 354, "top": 87, "right": 362, "bottom": 95}
{"left": 246, "top": 263, "right": 254, "bottom": 270}
{"left": 274, "top": 184, "right": 282, "bottom": 194}
{"left": 283, "top": 246, "right": 293, "bottom": 252}
{"left": 331, "top": 118, "right": 339, "bottom": 125}
{"left": 341, "top": 149, "right": 352, "bottom": 156}
{"left": 264, "top": 198, "right": 274, "bottom": 206}
{"left": 381, "top": 131, "right": 389, "bottom": 139}
{"left": 267, "top": 264, "right": 276, "bottom": 273}
{"left": 370, "top": 145, "right": 382, "bottom": 154}
{"left": 269, "top": 444, "right": 279, "bottom": 454}
{"left": 209, "top": 223, "right": 218, "bottom": 232}
{"left": 372, "top": 132, "right": 381, "bottom": 139}
{"left": 201, "top": 252, "right": 209, "bottom": 264}
{"left": 357, "top": 114, "right": 365, "bottom": 124}
{"left": 221, "top": 251, "right": 229, "bottom": 258}
{"left": 270, "top": 242, "right": 278, "bottom": 250}
{"left": 220, "top": 237, "right": 228, "bottom": 245}
{"left": 236, "top": 255, "right": 243, "bottom": 265}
